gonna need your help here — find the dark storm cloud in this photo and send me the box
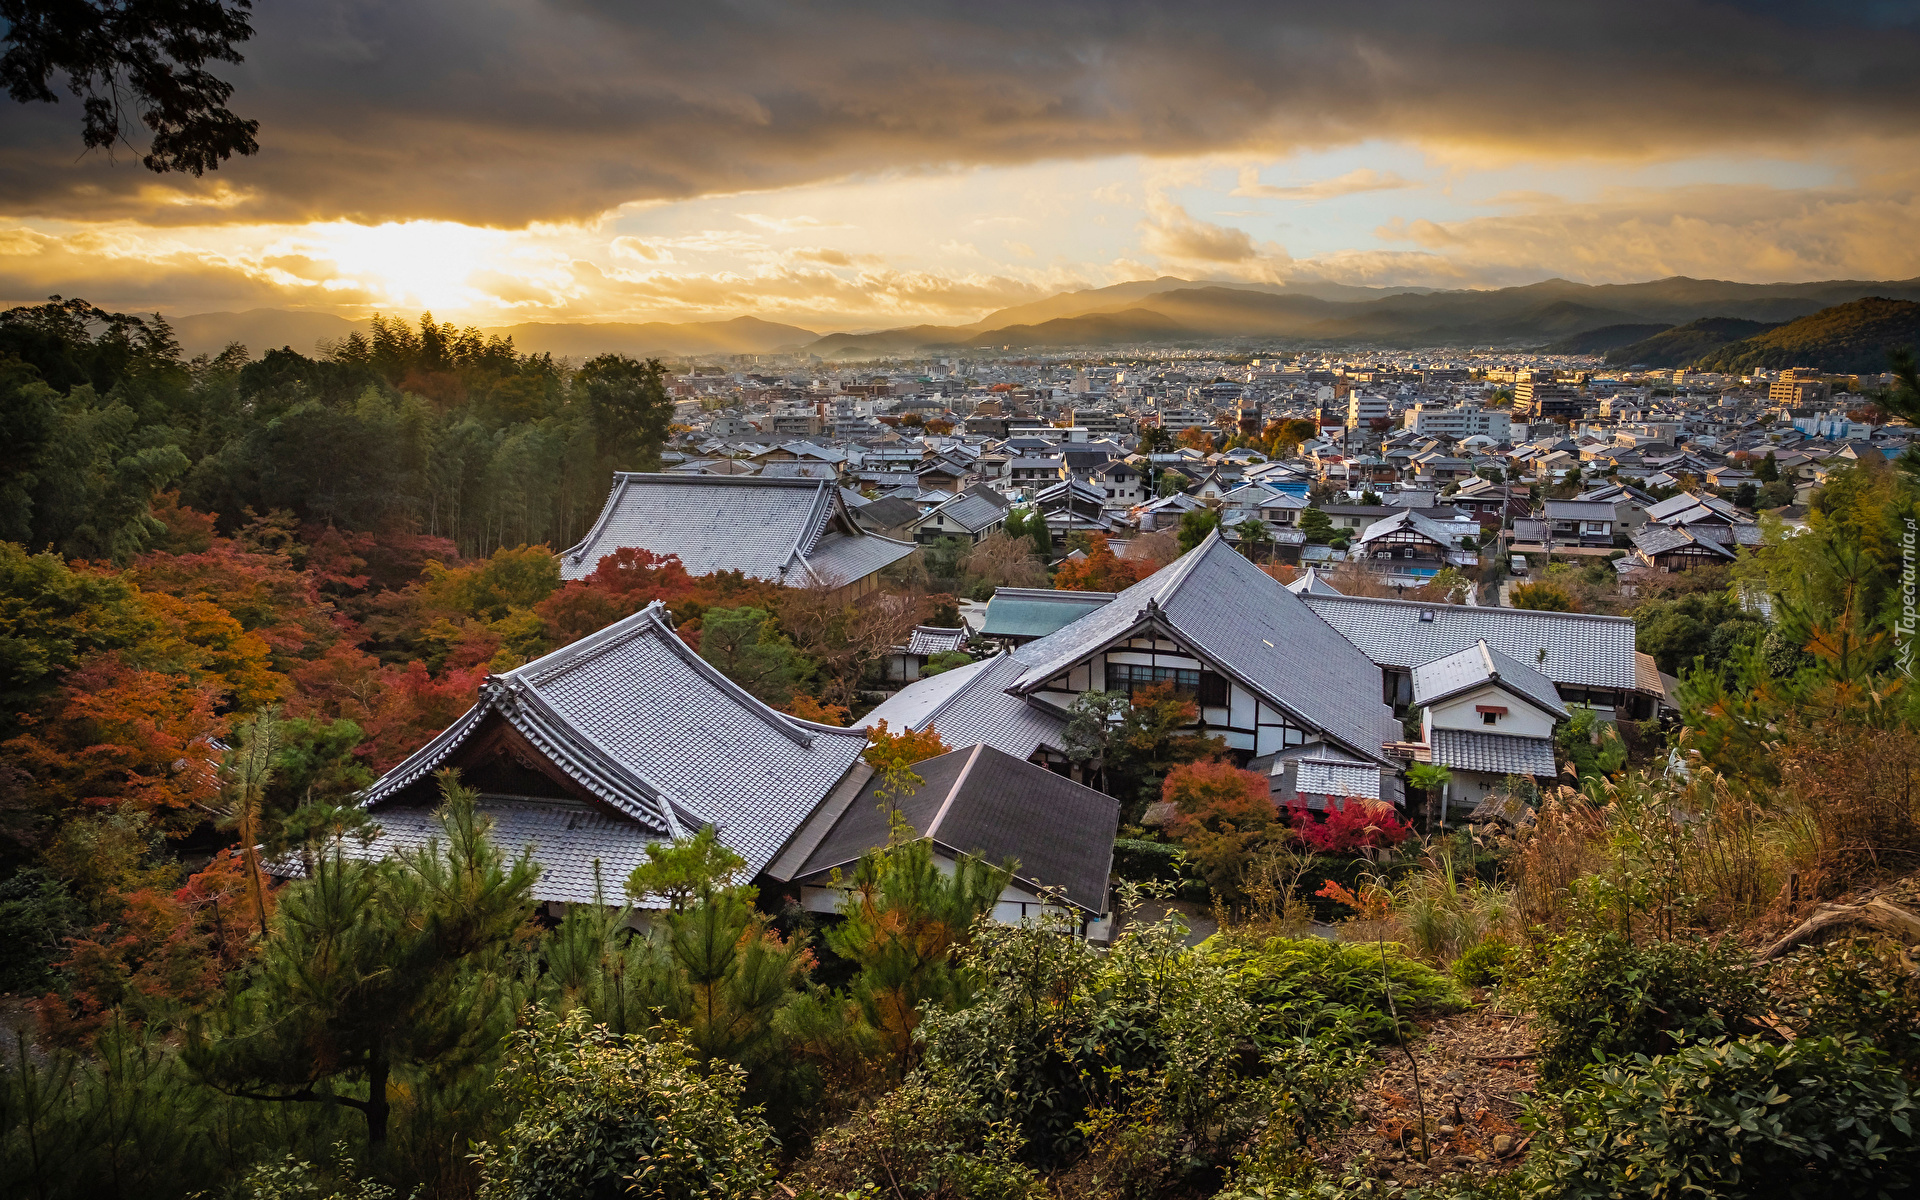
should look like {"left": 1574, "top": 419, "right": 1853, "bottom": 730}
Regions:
{"left": 3, "top": 0, "right": 1915, "bottom": 226}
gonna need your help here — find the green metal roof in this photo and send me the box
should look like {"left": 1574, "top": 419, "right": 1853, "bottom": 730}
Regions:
{"left": 980, "top": 588, "right": 1116, "bottom": 639}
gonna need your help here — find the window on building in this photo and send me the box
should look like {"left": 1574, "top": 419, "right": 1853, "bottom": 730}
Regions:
{"left": 1482, "top": 710, "right": 1499, "bottom": 726}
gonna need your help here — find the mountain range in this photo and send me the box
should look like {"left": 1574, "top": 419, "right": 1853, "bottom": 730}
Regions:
{"left": 163, "top": 275, "right": 1920, "bottom": 361}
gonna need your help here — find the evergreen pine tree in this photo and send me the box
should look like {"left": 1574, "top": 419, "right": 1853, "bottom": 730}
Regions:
{"left": 188, "top": 770, "right": 538, "bottom": 1151}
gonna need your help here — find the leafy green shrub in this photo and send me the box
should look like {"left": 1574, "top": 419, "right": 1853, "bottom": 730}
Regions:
{"left": 1774, "top": 938, "right": 1920, "bottom": 1075}
{"left": 917, "top": 904, "right": 1266, "bottom": 1178}
{"left": 1524, "top": 1036, "right": 1920, "bottom": 1199}
{"left": 474, "top": 1007, "right": 775, "bottom": 1200}
{"left": 1451, "top": 936, "right": 1513, "bottom": 988}
{"left": 786, "top": 1077, "right": 1043, "bottom": 1200}
{"left": 1209, "top": 936, "right": 1467, "bottom": 1048}
{"left": 1111, "top": 838, "right": 1185, "bottom": 883}
{"left": 1511, "top": 932, "right": 1762, "bottom": 1084}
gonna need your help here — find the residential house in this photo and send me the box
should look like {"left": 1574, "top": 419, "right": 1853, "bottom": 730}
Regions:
{"left": 1411, "top": 640, "right": 1567, "bottom": 819}
{"left": 1008, "top": 455, "right": 1067, "bottom": 488}
{"left": 979, "top": 588, "right": 1120, "bottom": 647}
{"left": 1091, "top": 459, "right": 1146, "bottom": 510}
{"left": 913, "top": 486, "right": 1009, "bottom": 544}
{"left": 1350, "top": 509, "right": 1480, "bottom": 585}
{"left": 1541, "top": 499, "right": 1618, "bottom": 548}
{"left": 1297, "top": 591, "right": 1662, "bottom": 720}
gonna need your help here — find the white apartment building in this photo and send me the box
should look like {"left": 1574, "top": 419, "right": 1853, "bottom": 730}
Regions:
{"left": 1346, "top": 392, "right": 1392, "bottom": 429}
{"left": 1404, "top": 403, "right": 1511, "bottom": 441}
{"left": 1156, "top": 408, "right": 1210, "bottom": 432}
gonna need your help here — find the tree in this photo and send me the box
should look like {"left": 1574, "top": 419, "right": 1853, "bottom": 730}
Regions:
{"left": 624, "top": 826, "right": 746, "bottom": 913}
{"left": 1177, "top": 508, "right": 1221, "bottom": 553}
{"left": 1160, "top": 759, "right": 1278, "bottom": 902}
{"left": 1406, "top": 762, "right": 1453, "bottom": 829}
{"left": 1235, "top": 517, "right": 1271, "bottom": 560}
{"left": 1511, "top": 581, "right": 1577, "bottom": 612}
{"left": 1176, "top": 426, "right": 1215, "bottom": 453}
{"left": 1135, "top": 426, "right": 1173, "bottom": 455}
{"left": 1556, "top": 706, "right": 1626, "bottom": 786}
{"left": 1756, "top": 451, "right": 1780, "bottom": 483}
{"left": 961, "top": 531, "right": 1046, "bottom": 592}
{"left": 1359, "top": 489, "right": 1382, "bottom": 506}
{"left": 474, "top": 1008, "right": 777, "bottom": 1200}
{"left": 863, "top": 719, "right": 950, "bottom": 820}
{"left": 1052, "top": 534, "right": 1150, "bottom": 591}
{"left": 189, "top": 771, "right": 539, "bottom": 1150}
{"left": 1, "top": 0, "right": 261, "bottom": 175}
{"left": 577, "top": 354, "right": 671, "bottom": 473}
{"left": 696, "top": 606, "right": 805, "bottom": 705}
{"left": 1066, "top": 681, "right": 1221, "bottom": 813}
{"left": 1003, "top": 506, "right": 1054, "bottom": 562}
{"left": 808, "top": 839, "right": 1009, "bottom": 1078}
{"left": 1298, "top": 506, "right": 1335, "bottom": 545}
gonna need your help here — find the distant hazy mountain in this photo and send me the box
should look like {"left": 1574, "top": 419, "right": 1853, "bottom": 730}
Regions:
{"left": 167, "top": 275, "right": 1920, "bottom": 362}
{"left": 962, "top": 276, "right": 1434, "bottom": 331}
{"left": 1603, "top": 318, "right": 1779, "bottom": 368}
{"left": 493, "top": 316, "right": 818, "bottom": 358}
{"left": 167, "top": 310, "right": 817, "bottom": 359}
{"left": 811, "top": 275, "right": 1920, "bottom": 357}
{"left": 961, "top": 308, "right": 1195, "bottom": 349}
{"left": 171, "top": 309, "right": 369, "bottom": 357}
{"left": 1691, "top": 298, "right": 1920, "bottom": 375}
{"left": 1539, "top": 324, "right": 1673, "bottom": 355}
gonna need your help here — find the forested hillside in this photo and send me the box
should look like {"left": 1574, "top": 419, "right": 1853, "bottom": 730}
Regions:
{"left": 1, "top": 299, "right": 671, "bottom": 562}
{"left": 1601, "top": 316, "right": 1777, "bottom": 367}
{"left": 1692, "top": 297, "right": 1920, "bottom": 374}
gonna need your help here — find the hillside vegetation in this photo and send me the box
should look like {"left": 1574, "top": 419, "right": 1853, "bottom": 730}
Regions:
{"left": 1693, "top": 296, "right": 1920, "bottom": 374}
{"left": 1603, "top": 316, "right": 1777, "bottom": 366}
{"left": 1540, "top": 322, "right": 1671, "bottom": 354}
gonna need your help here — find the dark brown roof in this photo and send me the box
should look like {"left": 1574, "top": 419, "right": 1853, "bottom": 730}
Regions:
{"left": 792, "top": 744, "right": 1118, "bottom": 913}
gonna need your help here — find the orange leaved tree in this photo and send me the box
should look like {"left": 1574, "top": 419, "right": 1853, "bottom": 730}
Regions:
{"left": 1161, "top": 758, "right": 1279, "bottom": 903}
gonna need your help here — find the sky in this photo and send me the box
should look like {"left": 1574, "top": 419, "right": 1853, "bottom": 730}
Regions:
{"left": 4, "top": 1, "right": 1919, "bottom": 333}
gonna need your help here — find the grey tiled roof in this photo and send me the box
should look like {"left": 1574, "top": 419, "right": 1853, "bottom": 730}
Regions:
{"left": 1412, "top": 640, "right": 1568, "bottom": 718}
{"left": 1631, "top": 524, "right": 1736, "bottom": 559}
{"left": 560, "top": 474, "right": 915, "bottom": 585}
{"left": 904, "top": 626, "right": 968, "bottom": 656}
{"left": 1429, "top": 728, "right": 1557, "bottom": 776}
{"left": 922, "top": 490, "right": 1005, "bottom": 533}
{"left": 1009, "top": 532, "right": 1401, "bottom": 766}
{"left": 792, "top": 744, "right": 1118, "bottom": 913}
{"left": 859, "top": 652, "right": 1065, "bottom": 762}
{"left": 363, "top": 602, "right": 869, "bottom": 874}
{"left": 1299, "top": 593, "right": 1641, "bottom": 691}
{"left": 1543, "top": 500, "right": 1618, "bottom": 520}
{"left": 342, "top": 798, "right": 661, "bottom": 906}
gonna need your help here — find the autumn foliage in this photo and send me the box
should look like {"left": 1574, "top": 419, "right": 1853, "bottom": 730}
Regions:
{"left": 1288, "top": 797, "right": 1412, "bottom": 853}
{"left": 1051, "top": 534, "right": 1155, "bottom": 592}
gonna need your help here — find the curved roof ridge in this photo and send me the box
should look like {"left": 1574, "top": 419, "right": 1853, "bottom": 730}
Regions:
{"left": 561, "top": 472, "right": 633, "bottom": 568}
{"left": 784, "top": 479, "right": 836, "bottom": 578}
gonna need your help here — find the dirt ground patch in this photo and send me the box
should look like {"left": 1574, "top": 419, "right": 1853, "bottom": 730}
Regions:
{"left": 1307, "top": 1002, "right": 1538, "bottom": 1186}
